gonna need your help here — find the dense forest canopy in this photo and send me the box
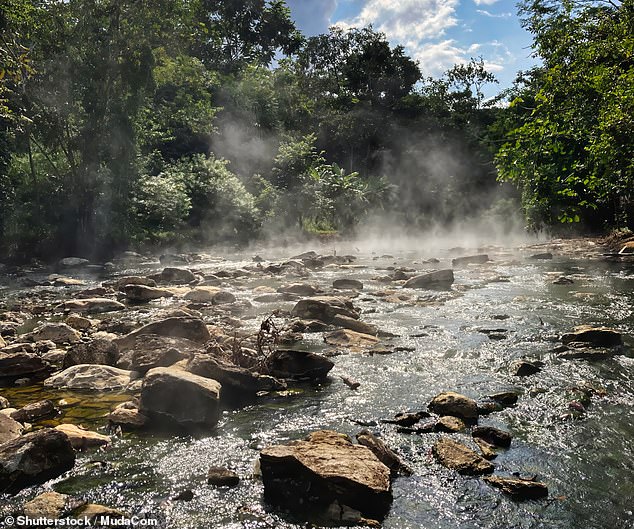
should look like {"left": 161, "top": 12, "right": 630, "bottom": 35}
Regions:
{"left": 0, "top": 0, "right": 632, "bottom": 261}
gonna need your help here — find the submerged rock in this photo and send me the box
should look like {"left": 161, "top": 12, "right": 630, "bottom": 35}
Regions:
{"left": 0, "top": 429, "right": 76, "bottom": 494}
{"left": 403, "top": 269, "right": 454, "bottom": 289}
{"left": 265, "top": 349, "right": 334, "bottom": 380}
{"left": 139, "top": 366, "right": 221, "bottom": 430}
{"left": 44, "top": 364, "right": 136, "bottom": 391}
{"left": 260, "top": 430, "right": 392, "bottom": 521}
{"left": 428, "top": 392, "right": 479, "bottom": 423}
{"left": 484, "top": 475, "right": 548, "bottom": 500}
{"left": 432, "top": 437, "right": 494, "bottom": 475}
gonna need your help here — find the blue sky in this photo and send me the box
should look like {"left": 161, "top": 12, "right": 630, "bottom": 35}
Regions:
{"left": 285, "top": 0, "right": 538, "bottom": 93}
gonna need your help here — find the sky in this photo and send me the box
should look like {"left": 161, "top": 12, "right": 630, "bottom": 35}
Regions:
{"left": 285, "top": 0, "right": 538, "bottom": 94}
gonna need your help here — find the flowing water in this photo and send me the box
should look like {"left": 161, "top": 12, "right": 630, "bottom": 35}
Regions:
{"left": 1, "top": 239, "right": 633, "bottom": 529}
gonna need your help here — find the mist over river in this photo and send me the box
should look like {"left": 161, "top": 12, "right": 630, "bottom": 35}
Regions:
{"left": 1, "top": 238, "right": 632, "bottom": 529}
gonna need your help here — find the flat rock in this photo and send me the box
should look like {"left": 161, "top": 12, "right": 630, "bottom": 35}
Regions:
{"left": 265, "top": 349, "right": 334, "bottom": 380}
{"left": 404, "top": 270, "right": 454, "bottom": 288}
{"left": 115, "top": 317, "right": 211, "bottom": 349}
{"left": 44, "top": 364, "right": 135, "bottom": 391}
{"left": 207, "top": 466, "right": 240, "bottom": 487}
{"left": 63, "top": 339, "right": 119, "bottom": 369}
{"left": 184, "top": 287, "right": 236, "bottom": 304}
{"left": 434, "top": 415, "right": 466, "bottom": 433}
{"left": 278, "top": 283, "right": 320, "bottom": 296}
{"left": 55, "top": 298, "right": 125, "bottom": 314}
{"left": 23, "top": 491, "right": 69, "bottom": 518}
{"left": 54, "top": 423, "right": 111, "bottom": 449}
{"left": 452, "top": 254, "right": 489, "bottom": 267}
{"left": 529, "top": 252, "right": 553, "bottom": 260}
{"left": 432, "top": 437, "right": 494, "bottom": 475}
{"left": 139, "top": 366, "right": 221, "bottom": 430}
{"left": 484, "top": 475, "right": 548, "bottom": 499}
{"left": 25, "top": 323, "right": 81, "bottom": 344}
{"left": 561, "top": 326, "right": 623, "bottom": 347}
{"left": 323, "top": 329, "right": 380, "bottom": 350}
{"left": 124, "top": 284, "right": 174, "bottom": 302}
{"left": 333, "top": 279, "right": 364, "bottom": 290}
{"left": 112, "top": 276, "right": 157, "bottom": 290}
{"left": 0, "top": 414, "right": 23, "bottom": 444}
{"left": 429, "top": 392, "right": 479, "bottom": 423}
{"left": 0, "top": 429, "right": 75, "bottom": 494}
{"left": 260, "top": 430, "right": 392, "bottom": 520}
{"left": 291, "top": 296, "right": 360, "bottom": 323}
{"left": 331, "top": 314, "right": 378, "bottom": 336}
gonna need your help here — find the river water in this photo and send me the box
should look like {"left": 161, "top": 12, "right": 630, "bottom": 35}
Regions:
{"left": 1, "top": 239, "right": 633, "bottom": 529}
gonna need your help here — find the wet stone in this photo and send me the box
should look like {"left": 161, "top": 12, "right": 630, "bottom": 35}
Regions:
{"left": 207, "top": 467, "right": 240, "bottom": 487}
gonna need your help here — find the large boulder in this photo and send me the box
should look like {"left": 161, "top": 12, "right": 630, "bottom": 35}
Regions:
{"left": 187, "top": 355, "right": 285, "bottom": 399}
{"left": 403, "top": 269, "right": 454, "bottom": 288}
{"left": 0, "top": 429, "right": 75, "bottom": 494}
{"left": 44, "top": 364, "right": 135, "bottom": 391}
{"left": 63, "top": 339, "right": 119, "bottom": 369}
{"left": 25, "top": 323, "right": 81, "bottom": 344}
{"left": 260, "top": 430, "right": 392, "bottom": 521}
{"left": 157, "top": 267, "right": 196, "bottom": 284}
{"left": 116, "top": 335, "right": 199, "bottom": 373}
{"left": 55, "top": 298, "right": 125, "bottom": 314}
{"left": 0, "top": 414, "right": 23, "bottom": 444}
{"left": 139, "top": 367, "right": 221, "bottom": 430}
{"left": 561, "top": 326, "right": 623, "bottom": 347}
{"left": 124, "top": 284, "right": 174, "bottom": 302}
{"left": 291, "top": 297, "right": 360, "bottom": 323}
{"left": 265, "top": 349, "right": 334, "bottom": 380}
{"left": 432, "top": 437, "right": 494, "bottom": 475}
{"left": 0, "top": 352, "right": 52, "bottom": 379}
{"left": 115, "top": 317, "right": 211, "bottom": 350}
{"left": 429, "top": 391, "right": 479, "bottom": 423}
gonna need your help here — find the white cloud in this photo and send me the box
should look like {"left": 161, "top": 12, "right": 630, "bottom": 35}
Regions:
{"left": 473, "top": 0, "right": 500, "bottom": 5}
{"left": 477, "top": 9, "right": 512, "bottom": 18}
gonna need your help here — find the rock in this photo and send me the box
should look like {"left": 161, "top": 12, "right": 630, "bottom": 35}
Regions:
{"left": 54, "top": 424, "right": 111, "bottom": 449}
{"left": 618, "top": 241, "right": 634, "bottom": 254}
{"left": 63, "top": 339, "right": 119, "bottom": 369}
{"left": 158, "top": 267, "right": 196, "bottom": 284}
{"left": 184, "top": 287, "right": 236, "bottom": 304}
{"left": 403, "top": 269, "right": 454, "bottom": 288}
{"left": 124, "top": 284, "right": 174, "bottom": 302}
{"left": 0, "top": 352, "right": 52, "bottom": 379}
{"left": 116, "top": 335, "right": 198, "bottom": 373}
{"left": 112, "top": 276, "right": 157, "bottom": 290}
{"left": 207, "top": 466, "right": 240, "bottom": 487}
{"left": 323, "top": 329, "right": 380, "bottom": 349}
{"left": 172, "top": 489, "right": 194, "bottom": 501}
{"left": 10, "top": 399, "right": 57, "bottom": 423}
{"left": 25, "top": 323, "right": 81, "bottom": 344}
{"left": 115, "top": 317, "right": 211, "bottom": 349}
{"left": 278, "top": 283, "right": 319, "bottom": 296}
{"left": 511, "top": 359, "right": 543, "bottom": 377}
{"left": 24, "top": 491, "right": 69, "bottom": 518}
{"left": 429, "top": 392, "right": 479, "bottom": 423}
{"left": 65, "top": 314, "right": 94, "bottom": 330}
{"left": 381, "top": 411, "right": 429, "bottom": 427}
{"left": 434, "top": 416, "right": 466, "bottom": 433}
{"left": 0, "top": 414, "right": 23, "bottom": 443}
{"left": 187, "top": 355, "right": 285, "bottom": 398}
{"left": 473, "top": 438, "right": 498, "bottom": 459}
{"left": 44, "top": 364, "right": 135, "bottom": 391}
{"left": 260, "top": 430, "right": 392, "bottom": 520}
{"left": 1, "top": 342, "right": 35, "bottom": 354}
{"left": 557, "top": 348, "right": 619, "bottom": 360}
{"left": 432, "top": 437, "right": 494, "bottom": 475}
{"left": 55, "top": 298, "right": 125, "bottom": 314}
{"left": 529, "top": 252, "right": 553, "bottom": 260}
{"left": 452, "top": 254, "right": 489, "bottom": 267}
{"left": 139, "top": 366, "right": 221, "bottom": 430}
{"left": 58, "top": 257, "right": 90, "bottom": 268}
{"left": 472, "top": 426, "right": 512, "bottom": 448}
{"left": 333, "top": 279, "right": 364, "bottom": 290}
{"left": 108, "top": 401, "right": 148, "bottom": 430}
{"left": 0, "top": 429, "right": 75, "bottom": 494}
{"left": 331, "top": 314, "right": 378, "bottom": 336}
{"left": 266, "top": 349, "right": 334, "bottom": 380}
{"left": 487, "top": 391, "right": 519, "bottom": 407}
{"left": 561, "top": 326, "right": 623, "bottom": 347}
{"left": 73, "top": 504, "right": 126, "bottom": 521}
{"left": 0, "top": 396, "right": 9, "bottom": 409}
{"left": 291, "top": 296, "right": 360, "bottom": 323}
{"left": 553, "top": 276, "right": 574, "bottom": 285}
{"left": 484, "top": 475, "right": 548, "bottom": 500}
{"left": 355, "top": 430, "right": 412, "bottom": 476}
